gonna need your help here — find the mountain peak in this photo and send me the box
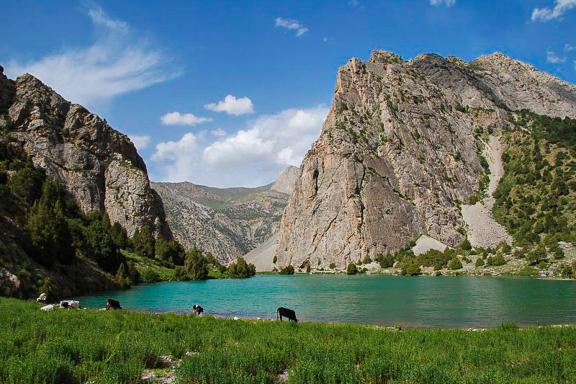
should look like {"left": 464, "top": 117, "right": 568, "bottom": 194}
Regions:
{"left": 270, "top": 166, "right": 299, "bottom": 195}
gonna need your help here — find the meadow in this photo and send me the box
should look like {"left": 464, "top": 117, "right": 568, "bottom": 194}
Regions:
{"left": 2, "top": 298, "right": 576, "bottom": 383}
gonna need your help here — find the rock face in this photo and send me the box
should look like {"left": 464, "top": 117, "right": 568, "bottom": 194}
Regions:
{"left": 275, "top": 51, "right": 576, "bottom": 269}
{"left": 0, "top": 72, "right": 168, "bottom": 236}
{"left": 152, "top": 168, "right": 295, "bottom": 264}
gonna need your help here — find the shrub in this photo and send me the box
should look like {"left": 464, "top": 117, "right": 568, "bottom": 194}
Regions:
{"left": 377, "top": 254, "right": 395, "bottom": 268}
{"left": 401, "top": 260, "right": 421, "bottom": 276}
{"left": 448, "top": 258, "right": 463, "bottom": 270}
{"left": 527, "top": 244, "right": 547, "bottom": 265}
{"left": 131, "top": 224, "right": 155, "bottom": 258}
{"left": 487, "top": 254, "right": 507, "bottom": 266}
{"left": 346, "top": 263, "right": 358, "bottom": 275}
{"left": 139, "top": 268, "right": 161, "bottom": 283}
{"left": 460, "top": 239, "right": 472, "bottom": 251}
{"left": 180, "top": 246, "right": 209, "bottom": 280}
{"left": 329, "top": 262, "right": 337, "bottom": 269}
{"left": 279, "top": 265, "right": 295, "bottom": 275}
{"left": 475, "top": 258, "right": 485, "bottom": 267}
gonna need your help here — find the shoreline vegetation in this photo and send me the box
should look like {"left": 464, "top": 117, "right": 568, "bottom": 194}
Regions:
{"left": 2, "top": 297, "right": 576, "bottom": 383}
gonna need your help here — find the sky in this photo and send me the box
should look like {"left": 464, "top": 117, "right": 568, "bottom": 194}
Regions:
{"left": 1, "top": 0, "right": 575, "bottom": 187}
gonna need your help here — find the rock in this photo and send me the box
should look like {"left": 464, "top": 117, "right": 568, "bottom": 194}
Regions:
{"left": 274, "top": 51, "right": 576, "bottom": 268}
{"left": 0, "top": 73, "right": 169, "bottom": 236}
{"left": 270, "top": 166, "right": 299, "bottom": 194}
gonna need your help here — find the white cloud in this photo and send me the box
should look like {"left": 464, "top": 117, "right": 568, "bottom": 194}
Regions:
{"left": 430, "top": 0, "right": 456, "bottom": 6}
{"left": 547, "top": 50, "right": 566, "bottom": 63}
{"left": 160, "top": 112, "right": 212, "bottom": 126}
{"left": 565, "top": 43, "right": 576, "bottom": 51}
{"left": 211, "top": 128, "right": 227, "bottom": 137}
{"left": 348, "top": 0, "right": 360, "bottom": 7}
{"left": 6, "top": 4, "right": 179, "bottom": 108}
{"left": 151, "top": 105, "right": 328, "bottom": 187}
{"left": 274, "top": 17, "right": 309, "bottom": 37}
{"left": 204, "top": 95, "right": 254, "bottom": 116}
{"left": 129, "top": 134, "right": 151, "bottom": 150}
{"left": 531, "top": 0, "right": 576, "bottom": 22}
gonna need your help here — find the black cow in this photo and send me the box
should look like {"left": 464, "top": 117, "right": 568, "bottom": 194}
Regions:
{"left": 276, "top": 307, "right": 298, "bottom": 322}
{"left": 106, "top": 299, "right": 122, "bottom": 310}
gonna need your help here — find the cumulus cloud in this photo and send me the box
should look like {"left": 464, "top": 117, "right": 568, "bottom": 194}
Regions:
{"left": 547, "top": 50, "right": 566, "bottom": 63}
{"left": 160, "top": 112, "right": 212, "bottom": 126}
{"left": 565, "top": 43, "right": 576, "bottom": 51}
{"left": 151, "top": 105, "right": 328, "bottom": 187}
{"left": 531, "top": 0, "right": 576, "bottom": 22}
{"left": 430, "top": 0, "right": 456, "bottom": 6}
{"left": 274, "top": 17, "right": 309, "bottom": 37}
{"left": 129, "top": 134, "right": 151, "bottom": 150}
{"left": 5, "top": 4, "right": 179, "bottom": 108}
{"left": 204, "top": 95, "right": 254, "bottom": 116}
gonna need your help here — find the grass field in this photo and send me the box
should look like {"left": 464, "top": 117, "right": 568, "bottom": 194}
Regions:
{"left": 2, "top": 298, "right": 576, "bottom": 383}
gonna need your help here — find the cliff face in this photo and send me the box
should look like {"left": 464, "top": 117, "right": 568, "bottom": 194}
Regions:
{"left": 274, "top": 52, "right": 576, "bottom": 269}
{"left": 152, "top": 171, "right": 294, "bottom": 264}
{"left": 0, "top": 69, "right": 168, "bottom": 237}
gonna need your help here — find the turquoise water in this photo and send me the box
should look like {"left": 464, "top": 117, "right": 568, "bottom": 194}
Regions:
{"left": 78, "top": 275, "right": 576, "bottom": 328}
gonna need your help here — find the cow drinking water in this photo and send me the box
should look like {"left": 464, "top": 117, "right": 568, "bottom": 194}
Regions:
{"left": 276, "top": 307, "right": 298, "bottom": 322}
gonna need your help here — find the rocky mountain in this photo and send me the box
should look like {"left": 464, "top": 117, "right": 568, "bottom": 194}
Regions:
{"left": 152, "top": 170, "right": 296, "bottom": 264}
{"left": 274, "top": 51, "right": 576, "bottom": 269}
{"left": 0, "top": 67, "right": 169, "bottom": 237}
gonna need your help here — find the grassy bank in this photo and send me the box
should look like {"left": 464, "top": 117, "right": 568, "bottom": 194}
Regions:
{"left": 2, "top": 298, "right": 576, "bottom": 383}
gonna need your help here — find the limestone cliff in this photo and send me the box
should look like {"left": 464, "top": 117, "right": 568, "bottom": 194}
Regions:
{"left": 274, "top": 51, "right": 576, "bottom": 269}
{"left": 0, "top": 68, "right": 169, "bottom": 236}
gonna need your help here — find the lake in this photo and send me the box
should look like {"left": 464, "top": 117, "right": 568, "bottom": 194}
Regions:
{"left": 78, "top": 274, "right": 576, "bottom": 328}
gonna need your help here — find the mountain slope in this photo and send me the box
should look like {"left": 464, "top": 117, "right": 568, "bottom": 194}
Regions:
{"left": 0, "top": 68, "right": 169, "bottom": 237}
{"left": 274, "top": 51, "right": 576, "bottom": 269}
{"left": 152, "top": 170, "right": 296, "bottom": 264}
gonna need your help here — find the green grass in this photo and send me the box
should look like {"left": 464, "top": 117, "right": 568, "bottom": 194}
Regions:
{"left": 2, "top": 298, "right": 576, "bottom": 383}
{"left": 121, "top": 250, "right": 176, "bottom": 282}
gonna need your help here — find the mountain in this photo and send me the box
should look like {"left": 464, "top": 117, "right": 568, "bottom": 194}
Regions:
{"left": 0, "top": 67, "right": 169, "bottom": 298}
{"left": 152, "top": 168, "right": 297, "bottom": 264}
{"left": 0, "top": 68, "right": 169, "bottom": 237}
{"left": 274, "top": 51, "right": 576, "bottom": 269}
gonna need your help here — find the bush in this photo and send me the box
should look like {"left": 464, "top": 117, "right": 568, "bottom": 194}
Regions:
{"left": 401, "top": 260, "right": 421, "bottom": 276}
{"left": 460, "top": 239, "right": 472, "bottom": 251}
{"left": 346, "top": 263, "right": 358, "bottom": 275}
{"left": 227, "top": 257, "right": 256, "bottom": 279}
{"left": 329, "top": 262, "right": 337, "bottom": 269}
{"left": 487, "top": 254, "right": 507, "bottom": 266}
{"left": 139, "top": 268, "right": 161, "bottom": 283}
{"left": 527, "top": 244, "right": 547, "bottom": 265}
{"left": 377, "top": 254, "right": 395, "bottom": 268}
{"left": 475, "top": 258, "right": 485, "bottom": 267}
{"left": 448, "top": 258, "right": 463, "bottom": 270}
{"left": 279, "top": 265, "right": 295, "bottom": 275}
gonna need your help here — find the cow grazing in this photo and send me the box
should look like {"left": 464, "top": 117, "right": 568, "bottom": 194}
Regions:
{"left": 59, "top": 300, "right": 80, "bottom": 309}
{"left": 192, "top": 304, "right": 204, "bottom": 316}
{"left": 277, "top": 307, "right": 298, "bottom": 322}
{"left": 36, "top": 293, "right": 47, "bottom": 302}
{"left": 106, "top": 299, "right": 122, "bottom": 310}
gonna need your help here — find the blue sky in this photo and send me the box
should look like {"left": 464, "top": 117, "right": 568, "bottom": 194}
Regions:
{"left": 1, "top": 0, "right": 575, "bottom": 187}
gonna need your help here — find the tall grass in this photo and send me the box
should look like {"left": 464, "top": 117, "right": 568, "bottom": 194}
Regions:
{"left": 1, "top": 298, "right": 576, "bottom": 383}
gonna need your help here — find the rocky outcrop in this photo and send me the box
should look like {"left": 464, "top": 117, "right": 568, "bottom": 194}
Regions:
{"left": 270, "top": 166, "right": 299, "bottom": 194}
{"left": 152, "top": 168, "right": 296, "bottom": 264}
{"left": 275, "top": 51, "right": 576, "bottom": 269}
{"left": 0, "top": 71, "right": 168, "bottom": 236}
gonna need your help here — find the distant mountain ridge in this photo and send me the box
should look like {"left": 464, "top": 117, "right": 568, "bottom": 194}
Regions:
{"left": 152, "top": 166, "right": 298, "bottom": 264}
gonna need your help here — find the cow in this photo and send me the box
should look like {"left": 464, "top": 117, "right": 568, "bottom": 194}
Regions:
{"left": 36, "top": 293, "right": 47, "bottom": 302}
{"left": 192, "top": 304, "right": 204, "bottom": 316}
{"left": 59, "top": 300, "right": 80, "bottom": 309}
{"left": 106, "top": 299, "right": 122, "bottom": 310}
{"left": 276, "top": 307, "right": 298, "bottom": 322}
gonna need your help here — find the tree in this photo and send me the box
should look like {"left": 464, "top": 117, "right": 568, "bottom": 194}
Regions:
{"left": 475, "top": 258, "right": 485, "bottom": 267}
{"left": 401, "top": 260, "right": 421, "bottom": 276}
{"left": 9, "top": 166, "right": 45, "bottom": 205}
{"left": 132, "top": 224, "right": 155, "bottom": 258}
{"left": 155, "top": 236, "right": 185, "bottom": 265}
{"left": 378, "top": 254, "right": 395, "bottom": 268}
{"left": 26, "top": 181, "right": 74, "bottom": 266}
{"left": 227, "top": 257, "right": 256, "bottom": 278}
{"left": 347, "top": 263, "right": 358, "bottom": 275}
{"left": 527, "top": 244, "right": 547, "bottom": 265}
{"left": 460, "top": 239, "right": 472, "bottom": 251}
{"left": 115, "top": 263, "right": 131, "bottom": 289}
{"left": 110, "top": 222, "right": 128, "bottom": 249}
{"left": 182, "top": 246, "right": 209, "bottom": 280}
